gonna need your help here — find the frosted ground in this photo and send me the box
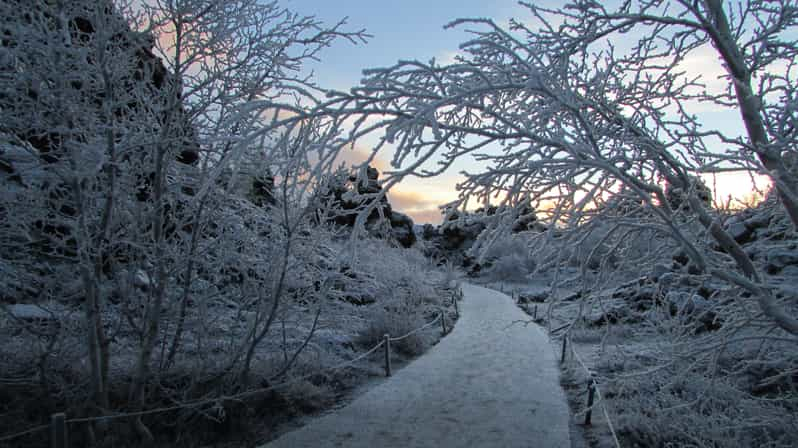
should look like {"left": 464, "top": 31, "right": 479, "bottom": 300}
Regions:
{"left": 484, "top": 199, "right": 798, "bottom": 447}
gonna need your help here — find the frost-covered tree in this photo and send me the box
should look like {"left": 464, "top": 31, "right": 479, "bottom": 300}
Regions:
{"left": 323, "top": 2, "right": 798, "bottom": 444}
{"left": 127, "top": 0, "right": 364, "bottom": 420}
{"left": 0, "top": 0, "right": 163, "bottom": 413}
{"left": 0, "top": 0, "right": 365, "bottom": 442}
{"left": 336, "top": 0, "right": 798, "bottom": 336}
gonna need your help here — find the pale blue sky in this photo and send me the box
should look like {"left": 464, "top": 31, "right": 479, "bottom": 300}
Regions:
{"left": 289, "top": 1, "right": 530, "bottom": 90}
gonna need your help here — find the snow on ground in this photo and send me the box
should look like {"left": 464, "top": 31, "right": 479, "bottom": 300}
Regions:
{"left": 260, "top": 283, "right": 571, "bottom": 448}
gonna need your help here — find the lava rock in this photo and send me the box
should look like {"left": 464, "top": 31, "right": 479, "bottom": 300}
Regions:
{"left": 765, "top": 249, "right": 798, "bottom": 274}
{"left": 743, "top": 212, "right": 771, "bottom": 230}
{"left": 726, "top": 220, "right": 754, "bottom": 244}
{"left": 672, "top": 250, "right": 689, "bottom": 266}
{"left": 650, "top": 263, "right": 671, "bottom": 282}
{"left": 518, "top": 290, "right": 548, "bottom": 304}
{"left": 687, "top": 263, "right": 704, "bottom": 275}
{"left": 421, "top": 224, "right": 437, "bottom": 240}
{"left": 389, "top": 211, "right": 416, "bottom": 248}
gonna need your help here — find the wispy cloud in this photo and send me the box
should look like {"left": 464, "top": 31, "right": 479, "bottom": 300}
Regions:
{"left": 385, "top": 181, "right": 460, "bottom": 224}
{"left": 437, "top": 50, "right": 462, "bottom": 65}
{"left": 404, "top": 207, "right": 445, "bottom": 224}
{"left": 387, "top": 189, "right": 440, "bottom": 210}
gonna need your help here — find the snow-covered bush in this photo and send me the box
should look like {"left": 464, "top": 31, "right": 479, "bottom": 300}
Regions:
{"left": 610, "top": 366, "right": 798, "bottom": 447}
{"left": 280, "top": 379, "right": 337, "bottom": 413}
{"left": 357, "top": 305, "right": 430, "bottom": 356}
{"left": 480, "top": 234, "right": 536, "bottom": 283}
{"left": 350, "top": 239, "right": 444, "bottom": 355}
{"left": 485, "top": 252, "right": 531, "bottom": 283}
{"left": 0, "top": 0, "right": 378, "bottom": 445}
{"left": 353, "top": 239, "right": 439, "bottom": 305}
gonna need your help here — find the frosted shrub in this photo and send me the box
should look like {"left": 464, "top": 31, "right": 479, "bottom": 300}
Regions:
{"left": 357, "top": 305, "right": 429, "bottom": 356}
{"left": 354, "top": 239, "right": 439, "bottom": 305}
{"left": 281, "top": 380, "right": 336, "bottom": 413}
{"left": 487, "top": 252, "right": 531, "bottom": 283}
{"left": 611, "top": 368, "right": 798, "bottom": 447}
{"left": 480, "top": 234, "right": 535, "bottom": 283}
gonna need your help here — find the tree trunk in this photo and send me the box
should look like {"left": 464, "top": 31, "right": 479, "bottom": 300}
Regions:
{"left": 703, "top": 0, "right": 798, "bottom": 227}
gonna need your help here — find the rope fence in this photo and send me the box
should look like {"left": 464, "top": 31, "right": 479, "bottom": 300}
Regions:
{"left": 559, "top": 334, "right": 622, "bottom": 448}
{"left": 0, "top": 286, "right": 463, "bottom": 447}
{"left": 0, "top": 423, "right": 50, "bottom": 444}
{"left": 389, "top": 313, "right": 442, "bottom": 342}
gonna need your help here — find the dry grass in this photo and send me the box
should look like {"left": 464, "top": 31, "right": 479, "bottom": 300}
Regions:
{"left": 356, "top": 306, "right": 431, "bottom": 356}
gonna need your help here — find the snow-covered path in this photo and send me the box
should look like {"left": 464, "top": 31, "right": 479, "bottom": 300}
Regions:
{"left": 261, "top": 283, "right": 571, "bottom": 448}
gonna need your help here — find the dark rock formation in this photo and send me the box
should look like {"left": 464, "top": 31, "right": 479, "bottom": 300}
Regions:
{"left": 421, "top": 223, "right": 437, "bottom": 240}
{"left": 765, "top": 249, "right": 798, "bottom": 274}
{"left": 440, "top": 214, "right": 486, "bottom": 252}
{"left": 726, "top": 219, "right": 754, "bottom": 244}
{"left": 511, "top": 204, "right": 541, "bottom": 233}
{"left": 517, "top": 291, "right": 548, "bottom": 304}
{"left": 0, "top": 0, "right": 201, "bottom": 268}
{"left": 389, "top": 211, "right": 416, "bottom": 248}
{"left": 316, "top": 165, "right": 416, "bottom": 248}
{"left": 665, "top": 175, "right": 712, "bottom": 211}
{"left": 250, "top": 171, "right": 275, "bottom": 207}
{"left": 417, "top": 210, "right": 488, "bottom": 275}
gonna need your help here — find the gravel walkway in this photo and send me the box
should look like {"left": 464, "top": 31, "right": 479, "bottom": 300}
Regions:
{"left": 260, "top": 283, "right": 571, "bottom": 448}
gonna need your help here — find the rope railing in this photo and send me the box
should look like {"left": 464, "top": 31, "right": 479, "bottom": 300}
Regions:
{"left": 389, "top": 313, "right": 442, "bottom": 342}
{"left": 560, "top": 334, "right": 621, "bottom": 448}
{"left": 1, "top": 286, "right": 463, "bottom": 446}
{"left": 66, "top": 340, "right": 389, "bottom": 426}
{"left": 0, "top": 423, "right": 50, "bottom": 444}
{"left": 64, "top": 341, "right": 396, "bottom": 426}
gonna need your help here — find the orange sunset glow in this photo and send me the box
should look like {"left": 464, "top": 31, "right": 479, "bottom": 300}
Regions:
{"left": 374, "top": 151, "right": 774, "bottom": 224}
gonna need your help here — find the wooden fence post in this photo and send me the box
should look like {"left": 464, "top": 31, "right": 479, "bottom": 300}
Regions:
{"left": 533, "top": 305, "right": 537, "bottom": 320}
{"left": 51, "top": 413, "right": 67, "bottom": 448}
{"left": 383, "top": 334, "right": 391, "bottom": 377}
{"left": 440, "top": 310, "right": 448, "bottom": 335}
{"left": 452, "top": 292, "right": 459, "bottom": 318}
{"left": 585, "top": 378, "right": 596, "bottom": 425}
{"left": 561, "top": 337, "right": 568, "bottom": 363}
